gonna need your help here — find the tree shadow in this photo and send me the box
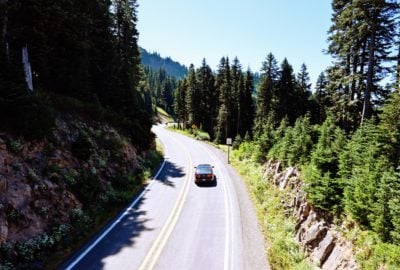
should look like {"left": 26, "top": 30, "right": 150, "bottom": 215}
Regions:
{"left": 153, "top": 159, "right": 185, "bottom": 188}
{"left": 60, "top": 160, "right": 187, "bottom": 269}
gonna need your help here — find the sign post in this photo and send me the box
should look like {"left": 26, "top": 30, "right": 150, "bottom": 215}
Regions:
{"left": 226, "top": 138, "right": 232, "bottom": 164}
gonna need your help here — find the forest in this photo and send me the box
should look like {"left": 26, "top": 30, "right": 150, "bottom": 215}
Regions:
{"left": 0, "top": 0, "right": 153, "bottom": 149}
{"left": 159, "top": 0, "right": 400, "bottom": 247}
{"left": 0, "top": 0, "right": 400, "bottom": 268}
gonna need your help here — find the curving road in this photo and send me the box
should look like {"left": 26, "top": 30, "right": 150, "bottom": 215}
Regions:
{"left": 61, "top": 125, "right": 268, "bottom": 270}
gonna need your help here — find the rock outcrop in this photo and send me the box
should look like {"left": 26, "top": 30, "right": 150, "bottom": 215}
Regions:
{"left": 262, "top": 160, "right": 359, "bottom": 270}
{"left": 0, "top": 115, "right": 141, "bottom": 266}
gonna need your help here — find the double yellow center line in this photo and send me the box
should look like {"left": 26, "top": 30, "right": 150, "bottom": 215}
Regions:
{"left": 139, "top": 136, "right": 193, "bottom": 270}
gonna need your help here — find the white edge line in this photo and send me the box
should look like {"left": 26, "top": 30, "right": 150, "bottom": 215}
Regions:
{"left": 199, "top": 143, "right": 232, "bottom": 270}
{"left": 65, "top": 136, "right": 167, "bottom": 270}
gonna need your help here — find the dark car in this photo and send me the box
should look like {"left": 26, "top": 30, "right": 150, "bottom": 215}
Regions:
{"left": 194, "top": 164, "right": 216, "bottom": 185}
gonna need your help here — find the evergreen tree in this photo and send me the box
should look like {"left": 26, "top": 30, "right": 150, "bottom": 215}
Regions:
{"left": 276, "top": 58, "right": 297, "bottom": 124}
{"left": 296, "top": 63, "right": 312, "bottom": 117}
{"left": 311, "top": 72, "right": 329, "bottom": 124}
{"left": 215, "top": 57, "right": 232, "bottom": 143}
{"left": 255, "top": 53, "right": 279, "bottom": 133}
{"left": 389, "top": 170, "right": 400, "bottom": 244}
{"left": 305, "top": 117, "right": 346, "bottom": 211}
{"left": 174, "top": 79, "right": 188, "bottom": 128}
{"left": 379, "top": 88, "right": 400, "bottom": 167}
{"left": 239, "top": 69, "right": 255, "bottom": 137}
{"left": 268, "top": 115, "right": 314, "bottom": 167}
{"left": 196, "top": 59, "right": 217, "bottom": 137}
{"left": 231, "top": 57, "right": 242, "bottom": 138}
{"left": 185, "top": 64, "right": 199, "bottom": 125}
{"left": 326, "top": 0, "right": 399, "bottom": 129}
{"left": 341, "top": 120, "right": 384, "bottom": 225}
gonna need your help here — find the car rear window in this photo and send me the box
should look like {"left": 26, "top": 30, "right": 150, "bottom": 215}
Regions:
{"left": 196, "top": 167, "right": 212, "bottom": 174}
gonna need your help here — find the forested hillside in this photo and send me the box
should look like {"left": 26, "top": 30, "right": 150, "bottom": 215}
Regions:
{"left": 0, "top": 1, "right": 160, "bottom": 268}
{"left": 0, "top": 0, "right": 152, "bottom": 148}
{"left": 139, "top": 47, "right": 188, "bottom": 79}
{"left": 173, "top": 0, "right": 400, "bottom": 266}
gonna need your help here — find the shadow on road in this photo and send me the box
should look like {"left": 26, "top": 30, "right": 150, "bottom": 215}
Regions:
{"left": 153, "top": 159, "right": 185, "bottom": 187}
{"left": 59, "top": 194, "right": 154, "bottom": 269}
{"left": 60, "top": 160, "right": 187, "bottom": 269}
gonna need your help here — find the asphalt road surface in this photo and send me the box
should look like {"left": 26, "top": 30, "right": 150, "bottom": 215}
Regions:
{"left": 61, "top": 125, "right": 268, "bottom": 270}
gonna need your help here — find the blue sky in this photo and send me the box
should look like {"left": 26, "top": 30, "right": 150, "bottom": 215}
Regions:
{"left": 137, "top": 0, "right": 333, "bottom": 87}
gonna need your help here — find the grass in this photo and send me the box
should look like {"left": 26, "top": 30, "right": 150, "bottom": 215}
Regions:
{"left": 167, "top": 125, "right": 211, "bottom": 141}
{"left": 336, "top": 219, "right": 400, "bottom": 270}
{"left": 156, "top": 107, "right": 174, "bottom": 123}
{"left": 230, "top": 149, "right": 312, "bottom": 270}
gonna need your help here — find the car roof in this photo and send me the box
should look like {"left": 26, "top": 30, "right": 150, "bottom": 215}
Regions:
{"left": 197, "top": 164, "right": 212, "bottom": 167}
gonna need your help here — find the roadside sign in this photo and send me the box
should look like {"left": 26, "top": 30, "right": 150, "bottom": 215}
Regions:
{"left": 226, "top": 138, "right": 232, "bottom": 145}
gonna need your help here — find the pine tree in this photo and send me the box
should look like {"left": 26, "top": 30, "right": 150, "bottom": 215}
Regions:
{"left": 185, "top": 64, "right": 199, "bottom": 125}
{"left": 370, "top": 168, "right": 396, "bottom": 242}
{"left": 341, "top": 120, "right": 384, "bottom": 225}
{"left": 215, "top": 57, "right": 232, "bottom": 143}
{"left": 379, "top": 88, "right": 400, "bottom": 167}
{"left": 326, "top": 0, "right": 399, "bottom": 129}
{"left": 196, "top": 59, "right": 217, "bottom": 137}
{"left": 254, "top": 53, "right": 279, "bottom": 133}
{"left": 312, "top": 72, "right": 329, "bottom": 124}
{"left": 305, "top": 117, "right": 346, "bottom": 211}
{"left": 389, "top": 170, "right": 400, "bottom": 244}
{"left": 268, "top": 115, "right": 314, "bottom": 167}
{"left": 295, "top": 63, "right": 312, "bottom": 117}
{"left": 276, "top": 58, "right": 297, "bottom": 124}
{"left": 231, "top": 57, "right": 242, "bottom": 139}
{"left": 239, "top": 69, "right": 255, "bottom": 137}
{"left": 174, "top": 79, "right": 188, "bottom": 128}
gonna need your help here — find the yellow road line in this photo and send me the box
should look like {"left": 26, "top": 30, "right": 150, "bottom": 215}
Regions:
{"left": 138, "top": 134, "right": 193, "bottom": 270}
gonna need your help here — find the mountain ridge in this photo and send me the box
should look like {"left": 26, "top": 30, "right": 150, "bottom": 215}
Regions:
{"left": 139, "top": 47, "right": 188, "bottom": 79}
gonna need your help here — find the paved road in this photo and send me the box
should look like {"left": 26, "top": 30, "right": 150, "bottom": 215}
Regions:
{"left": 61, "top": 125, "right": 268, "bottom": 270}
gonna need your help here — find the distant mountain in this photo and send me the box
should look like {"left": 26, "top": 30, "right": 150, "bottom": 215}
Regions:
{"left": 139, "top": 47, "right": 188, "bottom": 79}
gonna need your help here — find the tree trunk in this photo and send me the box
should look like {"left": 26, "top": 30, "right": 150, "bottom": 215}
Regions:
{"left": 362, "top": 14, "right": 377, "bottom": 125}
{"left": 358, "top": 41, "right": 367, "bottom": 99}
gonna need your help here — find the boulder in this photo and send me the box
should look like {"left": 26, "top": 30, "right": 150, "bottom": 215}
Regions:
{"left": 262, "top": 160, "right": 359, "bottom": 270}
{"left": 312, "top": 231, "right": 335, "bottom": 266}
{"left": 7, "top": 180, "right": 32, "bottom": 209}
{"left": 279, "top": 167, "right": 295, "bottom": 190}
{"left": 322, "top": 242, "right": 358, "bottom": 270}
{"left": 302, "top": 221, "right": 327, "bottom": 248}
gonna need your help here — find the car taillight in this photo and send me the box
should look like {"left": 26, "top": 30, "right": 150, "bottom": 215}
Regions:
{"left": 207, "top": 174, "right": 212, "bottom": 178}
{"left": 195, "top": 174, "right": 200, "bottom": 178}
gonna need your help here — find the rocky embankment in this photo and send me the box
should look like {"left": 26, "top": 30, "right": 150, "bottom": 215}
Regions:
{"left": 262, "top": 160, "right": 359, "bottom": 270}
{"left": 0, "top": 115, "right": 140, "bottom": 268}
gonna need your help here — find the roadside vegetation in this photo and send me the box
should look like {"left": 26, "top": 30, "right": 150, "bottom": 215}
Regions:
{"left": 0, "top": 1, "right": 161, "bottom": 268}
{"left": 165, "top": 1, "right": 400, "bottom": 268}
{"left": 230, "top": 150, "right": 312, "bottom": 269}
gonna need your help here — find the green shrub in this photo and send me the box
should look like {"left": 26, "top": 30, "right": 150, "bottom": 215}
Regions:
{"left": 231, "top": 150, "right": 311, "bottom": 269}
{"left": 26, "top": 169, "right": 39, "bottom": 183}
{"left": 6, "top": 139, "right": 22, "bottom": 153}
{"left": 69, "top": 208, "right": 92, "bottom": 235}
{"left": 195, "top": 130, "right": 210, "bottom": 141}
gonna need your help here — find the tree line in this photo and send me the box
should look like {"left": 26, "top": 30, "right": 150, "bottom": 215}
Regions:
{"left": 0, "top": 0, "right": 153, "bottom": 149}
{"left": 172, "top": 0, "right": 400, "bottom": 245}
